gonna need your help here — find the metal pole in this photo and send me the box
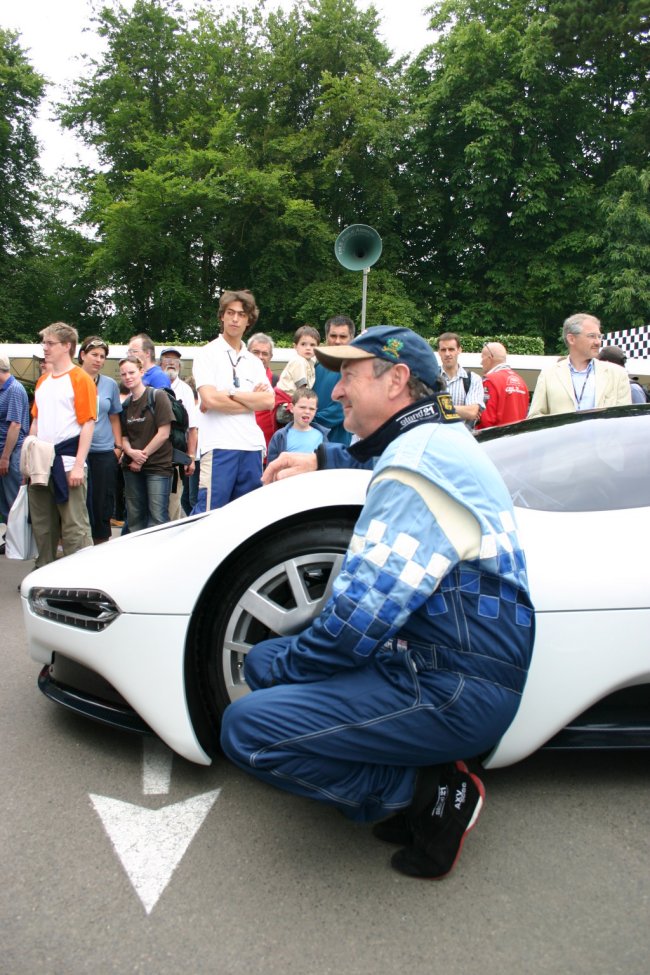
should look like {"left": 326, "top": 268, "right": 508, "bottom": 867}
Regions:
{"left": 361, "top": 267, "right": 369, "bottom": 331}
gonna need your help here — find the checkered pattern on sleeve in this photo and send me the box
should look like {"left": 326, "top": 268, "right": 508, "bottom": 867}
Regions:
{"left": 316, "top": 492, "right": 528, "bottom": 659}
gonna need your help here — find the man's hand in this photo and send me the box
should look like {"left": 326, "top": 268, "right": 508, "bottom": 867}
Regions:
{"left": 262, "top": 452, "right": 318, "bottom": 484}
{"left": 67, "top": 463, "right": 85, "bottom": 488}
{"left": 0, "top": 456, "right": 9, "bottom": 477}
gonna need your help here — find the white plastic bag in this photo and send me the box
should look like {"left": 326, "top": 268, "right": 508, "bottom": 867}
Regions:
{"left": 5, "top": 485, "right": 38, "bottom": 560}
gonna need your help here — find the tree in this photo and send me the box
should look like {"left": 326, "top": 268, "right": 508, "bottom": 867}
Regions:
{"left": 400, "top": 0, "right": 649, "bottom": 348}
{"left": 0, "top": 29, "right": 46, "bottom": 339}
{"left": 585, "top": 166, "right": 650, "bottom": 327}
{"left": 58, "top": 0, "right": 412, "bottom": 339}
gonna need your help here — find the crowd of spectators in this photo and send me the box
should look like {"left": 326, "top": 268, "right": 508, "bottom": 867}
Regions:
{"left": 0, "top": 306, "right": 642, "bottom": 561}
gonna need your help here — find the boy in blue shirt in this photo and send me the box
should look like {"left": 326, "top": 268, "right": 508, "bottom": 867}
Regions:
{"left": 267, "top": 389, "right": 328, "bottom": 464}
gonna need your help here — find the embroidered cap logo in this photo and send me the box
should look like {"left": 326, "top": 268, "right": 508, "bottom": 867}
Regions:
{"left": 382, "top": 339, "right": 404, "bottom": 361}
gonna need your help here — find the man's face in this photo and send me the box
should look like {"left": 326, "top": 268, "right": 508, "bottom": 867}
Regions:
{"left": 249, "top": 342, "right": 272, "bottom": 368}
{"left": 332, "top": 359, "right": 394, "bottom": 439}
{"left": 568, "top": 319, "right": 602, "bottom": 361}
{"left": 161, "top": 352, "right": 181, "bottom": 377}
{"left": 127, "top": 337, "right": 150, "bottom": 365}
{"left": 480, "top": 346, "right": 494, "bottom": 372}
{"left": 220, "top": 301, "right": 250, "bottom": 343}
{"left": 291, "top": 396, "right": 318, "bottom": 430}
{"left": 41, "top": 334, "right": 71, "bottom": 371}
{"left": 295, "top": 334, "right": 318, "bottom": 359}
{"left": 326, "top": 324, "right": 353, "bottom": 346}
{"left": 438, "top": 339, "right": 461, "bottom": 373}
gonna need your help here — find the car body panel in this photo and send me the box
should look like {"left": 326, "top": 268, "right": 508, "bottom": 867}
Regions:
{"left": 21, "top": 470, "right": 371, "bottom": 763}
{"left": 20, "top": 469, "right": 371, "bottom": 615}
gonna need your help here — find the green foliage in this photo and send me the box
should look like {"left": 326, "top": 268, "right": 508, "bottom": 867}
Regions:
{"left": 401, "top": 0, "right": 649, "bottom": 350}
{"left": 585, "top": 166, "right": 650, "bottom": 328}
{"left": 434, "top": 334, "right": 545, "bottom": 355}
{"left": 3, "top": 0, "right": 649, "bottom": 349}
{"left": 0, "top": 28, "right": 46, "bottom": 340}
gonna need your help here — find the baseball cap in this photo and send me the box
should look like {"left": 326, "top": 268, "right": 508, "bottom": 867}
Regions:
{"left": 0, "top": 355, "right": 10, "bottom": 372}
{"left": 314, "top": 326, "right": 441, "bottom": 389}
{"left": 160, "top": 348, "right": 182, "bottom": 358}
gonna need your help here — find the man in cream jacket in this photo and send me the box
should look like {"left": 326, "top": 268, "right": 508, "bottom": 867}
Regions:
{"left": 529, "top": 313, "right": 631, "bottom": 418}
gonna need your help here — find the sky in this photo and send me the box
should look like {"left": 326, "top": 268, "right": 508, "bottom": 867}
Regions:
{"left": 4, "top": 0, "right": 435, "bottom": 176}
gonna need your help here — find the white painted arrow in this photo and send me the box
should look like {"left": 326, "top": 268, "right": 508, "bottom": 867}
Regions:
{"left": 90, "top": 789, "right": 221, "bottom": 914}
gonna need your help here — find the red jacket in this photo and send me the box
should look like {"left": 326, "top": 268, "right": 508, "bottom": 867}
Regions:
{"left": 477, "top": 365, "right": 529, "bottom": 430}
{"left": 255, "top": 367, "right": 278, "bottom": 449}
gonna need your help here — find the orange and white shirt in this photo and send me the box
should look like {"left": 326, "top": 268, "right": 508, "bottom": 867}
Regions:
{"left": 32, "top": 367, "right": 97, "bottom": 471}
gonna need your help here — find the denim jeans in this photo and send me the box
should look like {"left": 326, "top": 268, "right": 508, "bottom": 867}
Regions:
{"left": 0, "top": 450, "right": 22, "bottom": 524}
{"left": 123, "top": 471, "right": 171, "bottom": 533}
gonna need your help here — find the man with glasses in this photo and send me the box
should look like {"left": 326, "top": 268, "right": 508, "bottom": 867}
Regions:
{"left": 529, "top": 313, "right": 631, "bottom": 417}
{"left": 127, "top": 333, "right": 171, "bottom": 389}
{"left": 191, "top": 290, "right": 274, "bottom": 511}
{"left": 27, "top": 322, "right": 96, "bottom": 566}
{"left": 247, "top": 332, "right": 278, "bottom": 454}
{"left": 476, "top": 342, "right": 529, "bottom": 429}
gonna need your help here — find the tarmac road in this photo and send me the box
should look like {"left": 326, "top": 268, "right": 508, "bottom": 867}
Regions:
{"left": 2, "top": 554, "right": 649, "bottom": 975}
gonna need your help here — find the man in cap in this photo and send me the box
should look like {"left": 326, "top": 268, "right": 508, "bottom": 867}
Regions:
{"left": 598, "top": 345, "right": 648, "bottom": 404}
{"left": 221, "top": 326, "right": 535, "bottom": 880}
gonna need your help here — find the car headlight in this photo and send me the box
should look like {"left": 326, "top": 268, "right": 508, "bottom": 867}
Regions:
{"left": 29, "top": 588, "right": 120, "bottom": 631}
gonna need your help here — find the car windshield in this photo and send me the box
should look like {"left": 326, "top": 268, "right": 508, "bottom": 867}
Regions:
{"left": 480, "top": 409, "right": 650, "bottom": 512}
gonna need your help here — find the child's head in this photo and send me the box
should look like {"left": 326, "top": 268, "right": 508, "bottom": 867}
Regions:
{"left": 293, "top": 325, "right": 320, "bottom": 359}
{"left": 290, "top": 388, "right": 318, "bottom": 430}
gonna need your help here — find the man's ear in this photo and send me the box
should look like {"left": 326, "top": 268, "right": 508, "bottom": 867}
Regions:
{"left": 390, "top": 362, "right": 411, "bottom": 394}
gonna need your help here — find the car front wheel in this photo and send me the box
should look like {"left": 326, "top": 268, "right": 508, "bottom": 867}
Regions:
{"left": 186, "top": 514, "right": 357, "bottom": 752}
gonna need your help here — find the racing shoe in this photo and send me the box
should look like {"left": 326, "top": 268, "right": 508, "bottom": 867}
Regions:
{"left": 391, "top": 762, "right": 485, "bottom": 880}
{"left": 372, "top": 811, "right": 412, "bottom": 846}
{"left": 372, "top": 762, "right": 471, "bottom": 847}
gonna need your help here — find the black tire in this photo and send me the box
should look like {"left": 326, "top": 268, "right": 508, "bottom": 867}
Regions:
{"left": 187, "top": 515, "right": 356, "bottom": 750}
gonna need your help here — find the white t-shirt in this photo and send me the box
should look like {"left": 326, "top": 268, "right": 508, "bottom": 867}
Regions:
{"left": 171, "top": 375, "right": 200, "bottom": 459}
{"left": 193, "top": 335, "right": 268, "bottom": 453}
{"left": 33, "top": 367, "right": 97, "bottom": 472}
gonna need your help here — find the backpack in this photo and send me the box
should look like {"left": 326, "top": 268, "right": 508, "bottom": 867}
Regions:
{"left": 122, "top": 386, "right": 190, "bottom": 465}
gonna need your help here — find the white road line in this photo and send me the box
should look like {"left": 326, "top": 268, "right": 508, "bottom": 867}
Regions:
{"left": 143, "top": 737, "right": 173, "bottom": 795}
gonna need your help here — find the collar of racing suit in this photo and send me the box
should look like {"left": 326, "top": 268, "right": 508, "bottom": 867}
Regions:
{"left": 348, "top": 393, "right": 461, "bottom": 463}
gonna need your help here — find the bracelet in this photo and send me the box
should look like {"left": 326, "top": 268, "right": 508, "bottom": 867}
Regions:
{"left": 114, "top": 444, "right": 123, "bottom": 453}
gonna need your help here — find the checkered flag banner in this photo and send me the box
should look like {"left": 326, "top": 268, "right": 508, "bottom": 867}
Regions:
{"left": 602, "top": 326, "right": 650, "bottom": 360}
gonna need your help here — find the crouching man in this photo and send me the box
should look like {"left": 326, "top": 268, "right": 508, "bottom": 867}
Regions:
{"left": 221, "top": 326, "right": 535, "bottom": 880}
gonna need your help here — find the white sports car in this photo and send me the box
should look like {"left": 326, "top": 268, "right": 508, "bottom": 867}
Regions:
{"left": 21, "top": 405, "right": 650, "bottom": 769}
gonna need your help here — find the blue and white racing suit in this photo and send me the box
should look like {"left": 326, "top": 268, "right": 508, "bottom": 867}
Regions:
{"left": 221, "top": 418, "right": 535, "bottom": 822}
